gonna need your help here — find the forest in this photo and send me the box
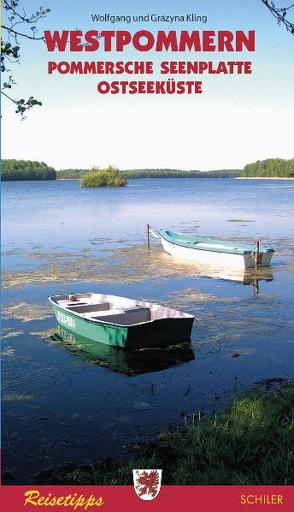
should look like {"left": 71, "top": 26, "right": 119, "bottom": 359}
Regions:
{"left": 57, "top": 168, "right": 241, "bottom": 179}
{"left": 2, "top": 158, "right": 294, "bottom": 181}
{"left": 242, "top": 158, "right": 294, "bottom": 177}
{"left": 2, "top": 160, "right": 56, "bottom": 181}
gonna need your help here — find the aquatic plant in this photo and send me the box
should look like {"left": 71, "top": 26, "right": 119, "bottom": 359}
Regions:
{"left": 80, "top": 166, "right": 126, "bottom": 188}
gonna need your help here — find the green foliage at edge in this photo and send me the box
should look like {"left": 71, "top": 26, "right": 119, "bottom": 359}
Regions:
{"left": 1, "top": 159, "right": 56, "bottom": 181}
{"left": 241, "top": 158, "right": 294, "bottom": 177}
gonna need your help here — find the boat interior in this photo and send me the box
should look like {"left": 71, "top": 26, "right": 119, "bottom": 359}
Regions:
{"left": 51, "top": 293, "right": 192, "bottom": 325}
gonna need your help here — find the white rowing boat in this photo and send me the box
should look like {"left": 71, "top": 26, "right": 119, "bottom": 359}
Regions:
{"left": 156, "top": 229, "right": 275, "bottom": 269}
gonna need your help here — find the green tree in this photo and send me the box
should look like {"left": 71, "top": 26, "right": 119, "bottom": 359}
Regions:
{"left": 242, "top": 158, "right": 294, "bottom": 177}
{"left": 57, "top": 169, "right": 89, "bottom": 179}
{"left": 2, "top": 159, "right": 56, "bottom": 180}
{"left": 1, "top": 0, "right": 50, "bottom": 117}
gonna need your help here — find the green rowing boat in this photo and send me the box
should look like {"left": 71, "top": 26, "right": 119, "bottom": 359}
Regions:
{"left": 49, "top": 293, "right": 194, "bottom": 350}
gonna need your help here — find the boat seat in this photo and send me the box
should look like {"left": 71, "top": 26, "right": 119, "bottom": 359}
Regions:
{"left": 93, "top": 309, "right": 151, "bottom": 325}
{"left": 83, "top": 308, "right": 123, "bottom": 319}
{"left": 124, "top": 307, "right": 150, "bottom": 313}
{"left": 84, "top": 308, "right": 151, "bottom": 325}
{"left": 66, "top": 302, "right": 110, "bottom": 313}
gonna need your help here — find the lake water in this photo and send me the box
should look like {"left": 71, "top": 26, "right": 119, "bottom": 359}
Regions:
{"left": 2, "top": 178, "right": 294, "bottom": 483}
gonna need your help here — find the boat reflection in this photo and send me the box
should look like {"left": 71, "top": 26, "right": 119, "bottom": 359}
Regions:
{"left": 235, "top": 269, "right": 273, "bottom": 294}
{"left": 189, "top": 264, "right": 274, "bottom": 294}
{"left": 51, "top": 326, "right": 195, "bottom": 376}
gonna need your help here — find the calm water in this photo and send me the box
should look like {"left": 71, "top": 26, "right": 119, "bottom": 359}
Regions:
{"left": 2, "top": 178, "right": 294, "bottom": 483}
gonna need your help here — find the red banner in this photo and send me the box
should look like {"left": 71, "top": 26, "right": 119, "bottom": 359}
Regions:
{"left": 0, "top": 485, "right": 294, "bottom": 512}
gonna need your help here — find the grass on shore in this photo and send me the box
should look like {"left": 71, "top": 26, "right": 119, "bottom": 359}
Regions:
{"left": 34, "top": 382, "right": 294, "bottom": 485}
{"left": 80, "top": 166, "right": 126, "bottom": 188}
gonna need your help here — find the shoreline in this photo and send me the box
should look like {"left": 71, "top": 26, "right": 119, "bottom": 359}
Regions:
{"left": 3, "top": 176, "right": 294, "bottom": 182}
{"left": 33, "top": 381, "right": 294, "bottom": 486}
{"left": 235, "top": 177, "right": 294, "bottom": 180}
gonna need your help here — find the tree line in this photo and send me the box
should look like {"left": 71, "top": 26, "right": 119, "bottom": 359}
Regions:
{"left": 2, "top": 159, "right": 56, "bottom": 180}
{"left": 57, "top": 168, "right": 241, "bottom": 179}
{"left": 242, "top": 158, "right": 294, "bottom": 177}
{"left": 122, "top": 169, "right": 241, "bottom": 178}
{"left": 2, "top": 158, "right": 294, "bottom": 181}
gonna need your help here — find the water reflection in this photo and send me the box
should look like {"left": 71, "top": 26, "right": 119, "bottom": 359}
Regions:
{"left": 207, "top": 268, "right": 274, "bottom": 294}
{"left": 171, "top": 261, "right": 274, "bottom": 294}
{"left": 52, "top": 326, "right": 195, "bottom": 376}
{"left": 3, "top": 179, "right": 291, "bottom": 484}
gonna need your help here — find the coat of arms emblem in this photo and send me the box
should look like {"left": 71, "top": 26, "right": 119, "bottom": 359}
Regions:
{"left": 133, "top": 469, "right": 162, "bottom": 500}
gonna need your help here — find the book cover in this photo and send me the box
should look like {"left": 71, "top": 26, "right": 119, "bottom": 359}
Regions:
{"left": 1, "top": 0, "right": 293, "bottom": 510}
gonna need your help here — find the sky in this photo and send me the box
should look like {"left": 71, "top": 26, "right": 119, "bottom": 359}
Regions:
{"left": 1, "top": 0, "right": 294, "bottom": 170}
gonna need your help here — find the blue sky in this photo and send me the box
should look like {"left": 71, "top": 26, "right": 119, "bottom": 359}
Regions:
{"left": 2, "top": 0, "right": 293, "bottom": 170}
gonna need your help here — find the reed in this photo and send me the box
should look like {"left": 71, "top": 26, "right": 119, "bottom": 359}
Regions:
{"left": 80, "top": 166, "right": 126, "bottom": 187}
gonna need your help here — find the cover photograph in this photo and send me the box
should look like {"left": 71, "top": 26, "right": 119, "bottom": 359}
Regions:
{"left": 1, "top": 0, "right": 294, "bottom": 510}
